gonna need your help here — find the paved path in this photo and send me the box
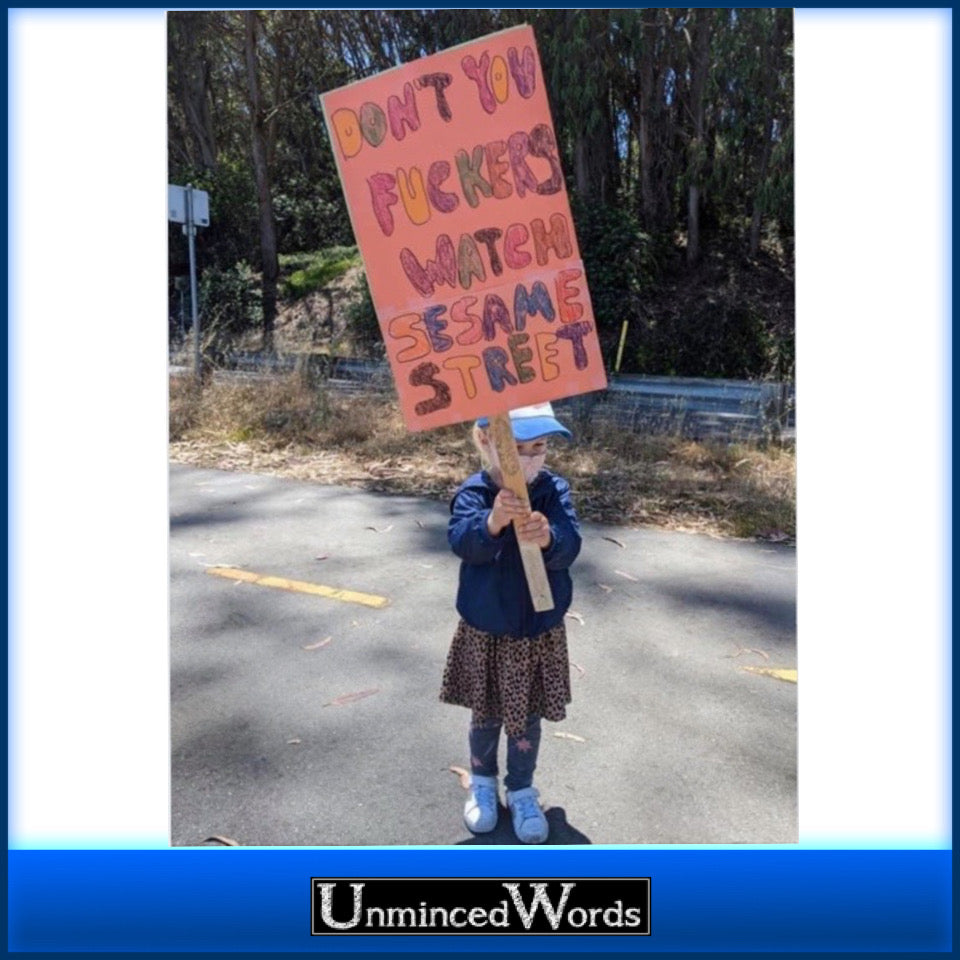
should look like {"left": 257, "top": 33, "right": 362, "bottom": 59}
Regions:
{"left": 170, "top": 464, "right": 797, "bottom": 846}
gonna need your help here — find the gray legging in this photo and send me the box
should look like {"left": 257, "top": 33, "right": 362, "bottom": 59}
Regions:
{"left": 468, "top": 714, "right": 542, "bottom": 792}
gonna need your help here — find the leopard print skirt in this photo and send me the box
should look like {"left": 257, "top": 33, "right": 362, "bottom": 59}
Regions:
{"left": 439, "top": 619, "right": 571, "bottom": 738}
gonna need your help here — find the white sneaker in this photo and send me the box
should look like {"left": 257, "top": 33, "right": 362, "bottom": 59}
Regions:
{"left": 506, "top": 786, "right": 549, "bottom": 844}
{"left": 463, "top": 775, "right": 499, "bottom": 833}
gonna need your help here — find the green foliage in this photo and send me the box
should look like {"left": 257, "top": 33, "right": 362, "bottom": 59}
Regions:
{"left": 279, "top": 247, "right": 360, "bottom": 299}
{"left": 571, "top": 197, "right": 654, "bottom": 341}
{"left": 168, "top": 158, "right": 259, "bottom": 272}
{"left": 636, "top": 300, "right": 771, "bottom": 380}
{"left": 198, "top": 261, "right": 261, "bottom": 360}
{"left": 274, "top": 174, "right": 355, "bottom": 253}
{"left": 344, "top": 271, "right": 383, "bottom": 357}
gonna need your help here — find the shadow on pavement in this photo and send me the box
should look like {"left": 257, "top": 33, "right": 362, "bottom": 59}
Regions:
{"left": 656, "top": 581, "right": 795, "bottom": 636}
{"left": 170, "top": 510, "right": 247, "bottom": 529}
{"left": 456, "top": 805, "right": 592, "bottom": 845}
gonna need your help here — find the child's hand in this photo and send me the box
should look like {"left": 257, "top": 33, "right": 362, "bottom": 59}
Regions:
{"left": 515, "top": 510, "right": 552, "bottom": 549}
{"left": 487, "top": 489, "right": 529, "bottom": 536}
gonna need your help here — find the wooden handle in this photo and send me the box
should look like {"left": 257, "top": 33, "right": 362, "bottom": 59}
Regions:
{"left": 488, "top": 413, "right": 555, "bottom": 612}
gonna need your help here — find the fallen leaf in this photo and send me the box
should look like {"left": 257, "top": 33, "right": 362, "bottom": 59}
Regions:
{"left": 366, "top": 524, "right": 394, "bottom": 533}
{"left": 286, "top": 738, "right": 302, "bottom": 745}
{"left": 449, "top": 765, "right": 471, "bottom": 789}
{"left": 742, "top": 666, "right": 797, "bottom": 683}
{"left": 723, "top": 646, "right": 770, "bottom": 661}
{"left": 614, "top": 569, "right": 639, "bottom": 582}
{"left": 203, "top": 835, "right": 239, "bottom": 846}
{"left": 554, "top": 731, "right": 587, "bottom": 743}
{"left": 302, "top": 636, "right": 332, "bottom": 651}
{"left": 597, "top": 583, "right": 613, "bottom": 593}
{"left": 324, "top": 687, "right": 380, "bottom": 707}
{"left": 602, "top": 536, "right": 626, "bottom": 549}
{"left": 571, "top": 660, "right": 586, "bottom": 676}
{"left": 565, "top": 611, "right": 585, "bottom": 626}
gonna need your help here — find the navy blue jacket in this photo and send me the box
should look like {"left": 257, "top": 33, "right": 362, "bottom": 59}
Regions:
{"left": 448, "top": 469, "right": 582, "bottom": 637}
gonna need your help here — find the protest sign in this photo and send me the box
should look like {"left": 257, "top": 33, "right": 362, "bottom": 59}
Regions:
{"left": 321, "top": 24, "right": 608, "bottom": 433}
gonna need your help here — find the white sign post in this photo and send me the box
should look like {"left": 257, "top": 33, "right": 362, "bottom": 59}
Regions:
{"left": 168, "top": 184, "right": 210, "bottom": 380}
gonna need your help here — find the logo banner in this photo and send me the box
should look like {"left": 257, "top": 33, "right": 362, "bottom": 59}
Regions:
{"left": 311, "top": 877, "right": 651, "bottom": 936}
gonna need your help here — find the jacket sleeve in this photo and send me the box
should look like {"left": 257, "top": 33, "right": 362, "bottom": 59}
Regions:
{"left": 541, "top": 476, "right": 582, "bottom": 570}
{"left": 448, "top": 488, "right": 503, "bottom": 565}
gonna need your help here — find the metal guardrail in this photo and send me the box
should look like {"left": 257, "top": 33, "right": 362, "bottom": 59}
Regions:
{"left": 224, "top": 352, "right": 395, "bottom": 390}
{"left": 172, "top": 351, "right": 794, "bottom": 441}
{"left": 574, "top": 373, "right": 795, "bottom": 441}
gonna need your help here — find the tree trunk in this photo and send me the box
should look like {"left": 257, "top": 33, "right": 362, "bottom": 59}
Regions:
{"left": 170, "top": 16, "right": 218, "bottom": 170}
{"left": 183, "top": 61, "right": 218, "bottom": 170}
{"left": 574, "top": 138, "right": 592, "bottom": 201}
{"left": 748, "top": 10, "right": 785, "bottom": 258}
{"left": 637, "top": 7, "right": 659, "bottom": 230}
{"left": 244, "top": 11, "right": 279, "bottom": 353}
{"left": 686, "top": 9, "right": 711, "bottom": 266}
{"left": 687, "top": 183, "right": 702, "bottom": 264}
{"left": 748, "top": 131, "right": 773, "bottom": 258}
{"left": 572, "top": 130, "right": 612, "bottom": 206}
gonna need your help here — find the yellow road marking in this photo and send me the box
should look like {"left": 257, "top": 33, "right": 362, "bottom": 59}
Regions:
{"left": 206, "top": 567, "right": 389, "bottom": 609}
{"left": 743, "top": 666, "right": 797, "bottom": 683}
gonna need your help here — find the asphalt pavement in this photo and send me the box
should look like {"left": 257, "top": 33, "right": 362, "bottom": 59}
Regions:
{"left": 170, "top": 464, "right": 797, "bottom": 847}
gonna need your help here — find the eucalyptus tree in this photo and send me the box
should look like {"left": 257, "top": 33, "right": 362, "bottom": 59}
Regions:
{"left": 167, "top": 8, "right": 794, "bottom": 374}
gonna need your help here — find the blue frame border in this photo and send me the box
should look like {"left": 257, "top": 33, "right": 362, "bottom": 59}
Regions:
{"left": 6, "top": 6, "right": 954, "bottom": 957}
{"left": 7, "top": 849, "right": 953, "bottom": 953}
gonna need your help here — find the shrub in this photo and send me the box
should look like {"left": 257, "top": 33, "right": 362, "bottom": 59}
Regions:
{"left": 279, "top": 247, "right": 360, "bottom": 299}
{"left": 168, "top": 158, "right": 260, "bottom": 272}
{"left": 198, "top": 261, "right": 261, "bottom": 363}
{"left": 274, "top": 175, "right": 354, "bottom": 252}
{"left": 570, "top": 197, "right": 654, "bottom": 352}
{"left": 343, "top": 271, "right": 383, "bottom": 357}
{"left": 636, "top": 299, "right": 771, "bottom": 379}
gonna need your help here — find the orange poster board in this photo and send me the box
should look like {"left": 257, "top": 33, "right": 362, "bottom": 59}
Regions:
{"left": 321, "top": 25, "right": 607, "bottom": 431}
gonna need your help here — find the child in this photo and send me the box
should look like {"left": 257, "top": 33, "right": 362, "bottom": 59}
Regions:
{"left": 440, "top": 402, "right": 582, "bottom": 843}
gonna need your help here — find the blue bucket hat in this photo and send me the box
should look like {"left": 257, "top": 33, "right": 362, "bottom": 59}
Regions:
{"left": 476, "top": 402, "right": 573, "bottom": 441}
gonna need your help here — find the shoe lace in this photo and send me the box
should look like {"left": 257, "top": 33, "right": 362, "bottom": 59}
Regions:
{"left": 473, "top": 783, "right": 496, "bottom": 808}
{"left": 513, "top": 793, "right": 540, "bottom": 821}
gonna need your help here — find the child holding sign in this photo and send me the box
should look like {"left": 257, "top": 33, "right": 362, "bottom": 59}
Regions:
{"left": 440, "top": 402, "right": 582, "bottom": 843}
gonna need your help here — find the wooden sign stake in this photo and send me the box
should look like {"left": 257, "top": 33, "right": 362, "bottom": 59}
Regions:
{"left": 488, "top": 413, "right": 555, "bottom": 612}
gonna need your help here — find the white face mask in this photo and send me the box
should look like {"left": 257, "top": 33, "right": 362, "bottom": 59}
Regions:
{"left": 519, "top": 453, "right": 546, "bottom": 483}
{"left": 483, "top": 432, "right": 546, "bottom": 484}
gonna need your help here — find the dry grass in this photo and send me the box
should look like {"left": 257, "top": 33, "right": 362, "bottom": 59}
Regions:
{"left": 548, "top": 426, "right": 795, "bottom": 538}
{"left": 169, "top": 374, "right": 795, "bottom": 541}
